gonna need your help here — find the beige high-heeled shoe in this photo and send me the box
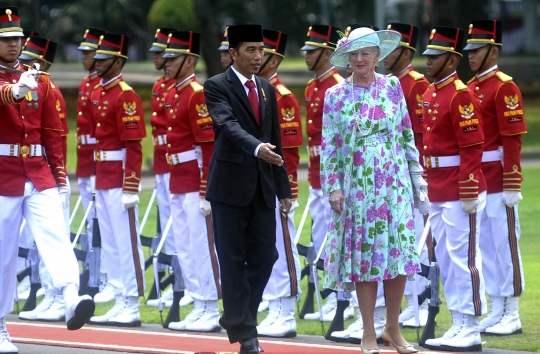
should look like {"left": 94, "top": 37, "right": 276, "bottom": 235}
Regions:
{"left": 382, "top": 328, "right": 418, "bottom": 354}
{"left": 360, "top": 343, "right": 380, "bottom": 354}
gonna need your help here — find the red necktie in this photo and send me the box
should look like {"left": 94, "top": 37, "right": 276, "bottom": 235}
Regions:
{"left": 245, "top": 80, "right": 261, "bottom": 127}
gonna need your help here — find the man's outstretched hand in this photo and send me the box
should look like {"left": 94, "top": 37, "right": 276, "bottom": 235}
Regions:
{"left": 258, "top": 143, "right": 284, "bottom": 166}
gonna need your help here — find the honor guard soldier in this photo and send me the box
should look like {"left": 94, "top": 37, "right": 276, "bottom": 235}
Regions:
{"left": 422, "top": 27, "right": 487, "bottom": 352}
{"left": 162, "top": 30, "right": 222, "bottom": 332}
{"left": 0, "top": 7, "right": 95, "bottom": 353}
{"left": 255, "top": 28, "right": 302, "bottom": 338}
{"left": 17, "top": 36, "right": 75, "bottom": 322}
{"left": 218, "top": 27, "right": 232, "bottom": 69}
{"left": 75, "top": 28, "right": 108, "bottom": 302}
{"left": 301, "top": 24, "right": 343, "bottom": 321}
{"left": 383, "top": 22, "right": 432, "bottom": 328}
{"left": 88, "top": 33, "right": 147, "bottom": 327}
{"left": 146, "top": 27, "right": 178, "bottom": 308}
{"left": 465, "top": 19, "right": 527, "bottom": 336}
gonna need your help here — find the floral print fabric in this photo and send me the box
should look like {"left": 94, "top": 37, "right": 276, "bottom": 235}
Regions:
{"left": 321, "top": 73, "right": 421, "bottom": 290}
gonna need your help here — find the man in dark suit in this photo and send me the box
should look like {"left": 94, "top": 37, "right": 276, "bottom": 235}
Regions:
{"left": 203, "top": 24, "right": 292, "bottom": 354}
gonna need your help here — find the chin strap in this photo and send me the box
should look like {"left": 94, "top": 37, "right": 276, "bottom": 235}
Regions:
{"left": 432, "top": 52, "right": 452, "bottom": 80}
{"left": 258, "top": 54, "right": 272, "bottom": 75}
{"left": 172, "top": 56, "right": 187, "bottom": 80}
{"left": 310, "top": 48, "right": 325, "bottom": 72}
{"left": 99, "top": 58, "right": 117, "bottom": 79}
{"left": 388, "top": 47, "right": 406, "bottom": 72}
{"left": 476, "top": 44, "right": 492, "bottom": 74}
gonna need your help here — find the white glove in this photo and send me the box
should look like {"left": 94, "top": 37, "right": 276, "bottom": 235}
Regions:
{"left": 409, "top": 162, "right": 429, "bottom": 214}
{"left": 498, "top": 146, "right": 504, "bottom": 167}
{"left": 121, "top": 193, "right": 139, "bottom": 211}
{"left": 90, "top": 175, "right": 96, "bottom": 193}
{"left": 13, "top": 70, "right": 38, "bottom": 99}
{"left": 58, "top": 186, "right": 68, "bottom": 210}
{"left": 290, "top": 199, "right": 299, "bottom": 213}
{"left": 199, "top": 197, "right": 211, "bottom": 216}
{"left": 502, "top": 191, "right": 522, "bottom": 208}
{"left": 461, "top": 199, "right": 479, "bottom": 214}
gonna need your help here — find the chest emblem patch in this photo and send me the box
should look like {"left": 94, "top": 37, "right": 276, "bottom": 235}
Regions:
{"left": 123, "top": 101, "right": 137, "bottom": 116}
{"left": 281, "top": 107, "right": 296, "bottom": 121}
{"left": 504, "top": 95, "right": 519, "bottom": 110}
{"left": 196, "top": 104, "right": 209, "bottom": 117}
{"left": 459, "top": 103, "right": 475, "bottom": 119}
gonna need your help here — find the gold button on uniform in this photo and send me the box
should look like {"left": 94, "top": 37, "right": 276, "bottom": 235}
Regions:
{"left": 432, "top": 93, "right": 436, "bottom": 97}
{"left": 78, "top": 112, "right": 82, "bottom": 116}
{"left": 427, "top": 127, "right": 430, "bottom": 132}
{"left": 85, "top": 83, "right": 90, "bottom": 87}
{"left": 152, "top": 126, "right": 156, "bottom": 130}
{"left": 314, "top": 87, "right": 318, "bottom": 92}
{"left": 21, "top": 116, "right": 24, "bottom": 120}
{"left": 424, "top": 145, "right": 427, "bottom": 150}
{"left": 161, "top": 83, "right": 165, "bottom": 88}
{"left": 308, "top": 120, "right": 312, "bottom": 124}
{"left": 308, "top": 137, "right": 312, "bottom": 141}
{"left": 310, "top": 103, "right": 314, "bottom": 107}
{"left": 428, "top": 109, "right": 432, "bottom": 114}
{"left": 475, "top": 87, "right": 479, "bottom": 91}
{"left": 101, "top": 92, "right": 105, "bottom": 96}
{"left": 167, "top": 144, "right": 171, "bottom": 148}
{"left": 97, "top": 123, "right": 101, "bottom": 127}
{"left": 170, "top": 109, "right": 174, "bottom": 113}
{"left": 168, "top": 127, "right": 172, "bottom": 131}
{"left": 24, "top": 134, "right": 27, "bottom": 138}
{"left": 172, "top": 115, "right": 176, "bottom": 119}
{"left": 432, "top": 116, "right": 437, "bottom": 121}
{"left": 152, "top": 112, "right": 157, "bottom": 116}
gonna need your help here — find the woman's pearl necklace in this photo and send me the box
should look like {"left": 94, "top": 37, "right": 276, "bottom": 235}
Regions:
{"left": 350, "top": 73, "right": 379, "bottom": 136}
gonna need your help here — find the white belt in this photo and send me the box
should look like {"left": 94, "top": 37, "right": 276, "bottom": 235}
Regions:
{"left": 76, "top": 134, "right": 97, "bottom": 145}
{"left": 0, "top": 144, "right": 43, "bottom": 158}
{"left": 481, "top": 148, "right": 502, "bottom": 163}
{"left": 167, "top": 149, "right": 198, "bottom": 166}
{"left": 307, "top": 145, "right": 321, "bottom": 158}
{"left": 424, "top": 155, "right": 460, "bottom": 168}
{"left": 153, "top": 134, "right": 167, "bottom": 146}
{"left": 95, "top": 149, "right": 126, "bottom": 162}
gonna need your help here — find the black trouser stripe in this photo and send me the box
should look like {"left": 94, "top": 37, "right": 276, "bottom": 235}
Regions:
{"left": 128, "top": 207, "right": 145, "bottom": 297}
{"left": 281, "top": 213, "right": 298, "bottom": 297}
{"left": 468, "top": 213, "right": 481, "bottom": 316}
{"left": 506, "top": 206, "right": 523, "bottom": 297}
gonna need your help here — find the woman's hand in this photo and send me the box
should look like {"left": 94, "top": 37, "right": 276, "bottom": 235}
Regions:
{"left": 329, "top": 190, "right": 344, "bottom": 214}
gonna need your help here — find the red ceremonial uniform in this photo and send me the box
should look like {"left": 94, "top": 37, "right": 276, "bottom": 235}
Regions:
{"left": 165, "top": 75, "right": 214, "bottom": 196}
{"left": 91, "top": 75, "right": 146, "bottom": 193}
{"left": 270, "top": 74, "right": 302, "bottom": 200}
{"left": 423, "top": 73, "right": 487, "bottom": 202}
{"left": 305, "top": 67, "right": 343, "bottom": 189}
{"left": 151, "top": 75, "right": 175, "bottom": 175}
{"left": 0, "top": 64, "right": 67, "bottom": 196}
{"left": 76, "top": 72, "right": 101, "bottom": 178}
{"left": 50, "top": 80, "right": 68, "bottom": 165}
{"left": 396, "top": 65, "right": 430, "bottom": 166}
{"left": 467, "top": 68, "right": 527, "bottom": 193}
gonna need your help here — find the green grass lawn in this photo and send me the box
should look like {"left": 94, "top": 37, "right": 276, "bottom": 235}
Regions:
{"left": 12, "top": 166, "right": 538, "bottom": 351}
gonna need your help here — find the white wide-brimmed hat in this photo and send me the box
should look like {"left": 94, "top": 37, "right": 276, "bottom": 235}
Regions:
{"left": 329, "top": 27, "right": 401, "bottom": 67}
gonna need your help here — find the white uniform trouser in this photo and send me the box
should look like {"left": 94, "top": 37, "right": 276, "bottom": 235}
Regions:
{"left": 308, "top": 187, "right": 332, "bottom": 259}
{"left": 262, "top": 199, "right": 302, "bottom": 300}
{"left": 429, "top": 192, "right": 487, "bottom": 316}
{"left": 480, "top": 192, "right": 524, "bottom": 297}
{"left": 77, "top": 177, "right": 95, "bottom": 245}
{"left": 156, "top": 173, "right": 176, "bottom": 258}
{"left": 0, "top": 181, "right": 79, "bottom": 317}
{"left": 170, "top": 192, "right": 220, "bottom": 301}
{"left": 404, "top": 209, "right": 429, "bottom": 296}
{"left": 96, "top": 188, "right": 145, "bottom": 297}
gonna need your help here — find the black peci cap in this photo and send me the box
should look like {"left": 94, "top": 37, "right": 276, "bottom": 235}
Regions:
{"left": 386, "top": 23, "right": 420, "bottom": 51}
{"left": 228, "top": 24, "right": 264, "bottom": 45}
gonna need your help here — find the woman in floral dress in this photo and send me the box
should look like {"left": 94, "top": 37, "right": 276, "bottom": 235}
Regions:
{"left": 321, "top": 28, "right": 428, "bottom": 354}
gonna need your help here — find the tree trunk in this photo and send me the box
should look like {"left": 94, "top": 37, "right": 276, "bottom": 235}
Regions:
{"left": 194, "top": 0, "right": 222, "bottom": 79}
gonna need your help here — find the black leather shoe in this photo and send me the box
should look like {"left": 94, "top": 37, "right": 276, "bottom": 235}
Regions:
{"left": 240, "top": 338, "right": 259, "bottom": 354}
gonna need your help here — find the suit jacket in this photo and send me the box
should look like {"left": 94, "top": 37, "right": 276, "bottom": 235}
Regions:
{"left": 204, "top": 67, "right": 292, "bottom": 208}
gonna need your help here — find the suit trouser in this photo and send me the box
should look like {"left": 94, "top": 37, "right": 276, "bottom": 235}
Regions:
{"left": 429, "top": 192, "right": 487, "bottom": 316}
{"left": 0, "top": 181, "right": 79, "bottom": 317}
{"left": 96, "top": 188, "right": 145, "bottom": 297}
{"left": 77, "top": 177, "right": 95, "bottom": 245}
{"left": 403, "top": 209, "right": 430, "bottom": 296}
{"left": 155, "top": 173, "right": 176, "bottom": 258}
{"left": 307, "top": 187, "right": 332, "bottom": 258}
{"left": 480, "top": 192, "right": 524, "bottom": 297}
{"left": 170, "top": 191, "right": 220, "bottom": 301}
{"left": 262, "top": 199, "right": 301, "bottom": 300}
{"left": 211, "top": 183, "right": 278, "bottom": 343}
